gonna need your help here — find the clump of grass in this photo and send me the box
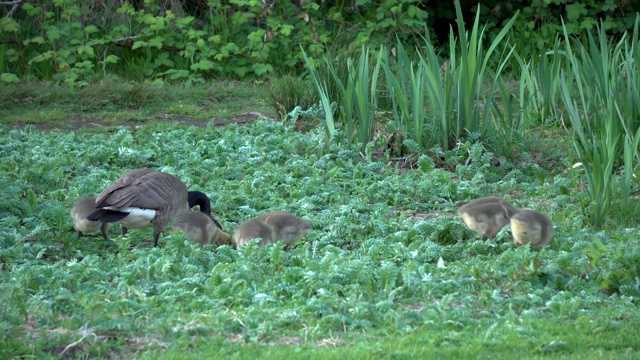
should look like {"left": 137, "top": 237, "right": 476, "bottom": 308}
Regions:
{"left": 559, "top": 19, "right": 640, "bottom": 228}
{"left": 260, "top": 74, "right": 318, "bottom": 119}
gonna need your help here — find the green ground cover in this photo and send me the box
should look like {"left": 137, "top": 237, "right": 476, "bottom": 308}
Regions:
{"left": 1, "top": 82, "right": 639, "bottom": 358}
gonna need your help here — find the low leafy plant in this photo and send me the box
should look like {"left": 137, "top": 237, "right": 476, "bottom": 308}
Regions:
{"left": 0, "top": 114, "right": 639, "bottom": 357}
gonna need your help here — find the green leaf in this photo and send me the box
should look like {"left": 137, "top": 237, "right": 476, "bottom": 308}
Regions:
{"left": 234, "top": 66, "right": 248, "bottom": 77}
{"left": 46, "top": 28, "right": 61, "bottom": 41}
{"left": 417, "top": 155, "right": 435, "bottom": 173}
{"left": 148, "top": 36, "right": 164, "bottom": 49}
{"left": 252, "top": 63, "right": 274, "bottom": 76}
{"left": 0, "top": 17, "right": 20, "bottom": 32}
{"left": 162, "top": 69, "right": 190, "bottom": 80}
{"left": 24, "top": 36, "right": 45, "bottom": 45}
{"left": 0, "top": 73, "right": 20, "bottom": 83}
{"left": 191, "top": 60, "right": 215, "bottom": 71}
{"left": 247, "top": 29, "right": 266, "bottom": 43}
{"left": 28, "top": 51, "right": 54, "bottom": 64}
{"left": 566, "top": 3, "right": 586, "bottom": 22}
{"left": 6, "top": 49, "right": 19, "bottom": 62}
{"left": 151, "top": 17, "right": 166, "bottom": 31}
{"left": 22, "top": 2, "right": 43, "bottom": 16}
{"left": 280, "top": 24, "right": 294, "bottom": 36}
{"left": 84, "top": 25, "right": 99, "bottom": 34}
{"left": 77, "top": 45, "right": 95, "bottom": 57}
{"left": 132, "top": 40, "right": 147, "bottom": 50}
{"left": 105, "top": 55, "right": 119, "bottom": 64}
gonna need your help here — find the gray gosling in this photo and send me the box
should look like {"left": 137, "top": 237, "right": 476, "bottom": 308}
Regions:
{"left": 457, "top": 197, "right": 519, "bottom": 240}
{"left": 234, "top": 211, "right": 311, "bottom": 247}
{"left": 458, "top": 197, "right": 513, "bottom": 212}
{"left": 233, "top": 218, "right": 278, "bottom": 247}
{"left": 257, "top": 211, "right": 312, "bottom": 244}
{"left": 172, "top": 211, "right": 232, "bottom": 247}
{"left": 510, "top": 209, "right": 554, "bottom": 248}
{"left": 87, "top": 168, "right": 214, "bottom": 247}
{"left": 71, "top": 196, "right": 109, "bottom": 240}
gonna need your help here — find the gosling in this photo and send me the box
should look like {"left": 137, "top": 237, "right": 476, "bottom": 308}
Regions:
{"left": 172, "top": 211, "right": 232, "bottom": 247}
{"left": 233, "top": 218, "right": 277, "bottom": 247}
{"left": 458, "top": 198, "right": 519, "bottom": 240}
{"left": 458, "top": 197, "right": 513, "bottom": 213}
{"left": 70, "top": 196, "right": 109, "bottom": 240}
{"left": 257, "top": 211, "right": 312, "bottom": 244}
{"left": 234, "top": 211, "right": 311, "bottom": 247}
{"left": 510, "top": 209, "right": 554, "bottom": 248}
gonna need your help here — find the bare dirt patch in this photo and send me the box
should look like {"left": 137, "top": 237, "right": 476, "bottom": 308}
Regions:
{"left": 12, "top": 112, "right": 270, "bottom": 131}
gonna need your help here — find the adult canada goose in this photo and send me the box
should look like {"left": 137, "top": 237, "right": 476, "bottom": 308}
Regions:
{"left": 234, "top": 211, "right": 311, "bottom": 247}
{"left": 457, "top": 198, "right": 519, "bottom": 240}
{"left": 172, "top": 211, "right": 232, "bottom": 247}
{"left": 510, "top": 209, "right": 554, "bottom": 248}
{"left": 87, "top": 168, "right": 214, "bottom": 247}
{"left": 70, "top": 196, "right": 109, "bottom": 240}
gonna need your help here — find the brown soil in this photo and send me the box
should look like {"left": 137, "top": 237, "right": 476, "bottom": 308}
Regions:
{"left": 12, "top": 111, "right": 270, "bottom": 131}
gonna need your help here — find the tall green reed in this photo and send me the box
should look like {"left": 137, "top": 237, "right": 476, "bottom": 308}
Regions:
{"left": 447, "top": 0, "right": 518, "bottom": 140}
{"left": 302, "top": 50, "right": 336, "bottom": 140}
{"left": 382, "top": 40, "right": 443, "bottom": 151}
{"left": 515, "top": 39, "right": 564, "bottom": 126}
{"left": 560, "top": 18, "right": 640, "bottom": 227}
{"left": 304, "top": 46, "right": 383, "bottom": 150}
{"left": 306, "top": 0, "right": 520, "bottom": 157}
{"left": 382, "top": 0, "right": 518, "bottom": 152}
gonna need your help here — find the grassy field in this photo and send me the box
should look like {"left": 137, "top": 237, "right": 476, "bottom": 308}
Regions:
{"left": 1, "top": 82, "right": 639, "bottom": 359}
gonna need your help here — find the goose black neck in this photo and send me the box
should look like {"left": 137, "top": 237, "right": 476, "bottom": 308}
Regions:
{"left": 188, "top": 191, "right": 211, "bottom": 215}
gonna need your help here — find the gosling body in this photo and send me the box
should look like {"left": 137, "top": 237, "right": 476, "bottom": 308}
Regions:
{"left": 458, "top": 197, "right": 513, "bottom": 213}
{"left": 458, "top": 198, "right": 519, "bottom": 240}
{"left": 172, "top": 211, "right": 232, "bottom": 247}
{"left": 510, "top": 209, "right": 553, "bottom": 248}
{"left": 233, "top": 218, "right": 277, "bottom": 247}
{"left": 257, "top": 211, "right": 312, "bottom": 244}
{"left": 234, "top": 211, "right": 311, "bottom": 247}
{"left": 71, "top": 196, "right": 109, "bottom": 240}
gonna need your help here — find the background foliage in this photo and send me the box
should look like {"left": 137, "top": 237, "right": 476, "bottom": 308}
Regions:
{"left": 1, "top": 0, "right": 639, "bottom": 83}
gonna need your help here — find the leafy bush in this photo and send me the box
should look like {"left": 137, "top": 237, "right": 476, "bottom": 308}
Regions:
{"left": 511, "top": 0, "right": 640, "bottom": 57}
{"left": 0, "top": 0, "right": 429, "bottom": 83}
{"left": 4, "top": 0, "right": 638, "bottom": 84}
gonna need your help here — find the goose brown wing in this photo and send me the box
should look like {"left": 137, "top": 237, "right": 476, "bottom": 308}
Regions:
{"left": 95, "top": 169, "right": 177, "bottom": 210}
{"left": 95, "top": 169, "right": 154, "bottom": 205}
